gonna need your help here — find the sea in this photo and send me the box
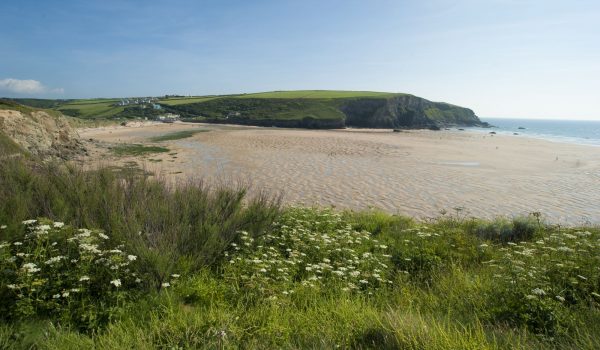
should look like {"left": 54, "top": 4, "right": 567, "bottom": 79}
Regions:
{"left": 468, "top": 118, "right": 600, "bottom": 147}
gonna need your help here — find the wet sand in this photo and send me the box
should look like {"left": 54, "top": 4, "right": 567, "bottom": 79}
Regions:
{"left": 79, "top": 122, "right": 600, "bottom": 225}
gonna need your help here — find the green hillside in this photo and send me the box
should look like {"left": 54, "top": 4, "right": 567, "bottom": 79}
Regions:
{"left": 8, "top": 91, "right": 484, "bottom": 129}
{"left": 163, "top": 91, "right": 483, "bottom": 129}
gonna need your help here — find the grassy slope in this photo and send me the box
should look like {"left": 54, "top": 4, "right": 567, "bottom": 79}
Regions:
{"left": 0, "top": 132, "right": 23, "bottom": 155}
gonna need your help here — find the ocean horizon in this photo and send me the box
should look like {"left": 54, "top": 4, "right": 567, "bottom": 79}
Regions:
{"left": 472, "top": 117, "right": 600, "bottom": 147}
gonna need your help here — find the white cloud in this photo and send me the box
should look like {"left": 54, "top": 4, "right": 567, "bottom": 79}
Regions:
{"left": 0, "top": 78, "right": 64, "bottom": 95}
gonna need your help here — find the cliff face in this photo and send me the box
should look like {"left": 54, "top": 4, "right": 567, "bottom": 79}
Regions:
{"left": 0, "top": 100, "right": 84, "bottom": 159}
{"left": 339, "top": 95, "right": 482, "bottom": 129}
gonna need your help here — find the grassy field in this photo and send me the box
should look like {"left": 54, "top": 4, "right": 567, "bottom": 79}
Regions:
{"left": 0, "top": 155, "right": 599, "bottom": 349}
{"left": 232, "top": 90, "right": 399, "bottom": 99}
{"left": 56, "top": 100, "right": 125, "bottom": 119}
{"left": 156, "top": 91, "right": 399, "bottom": 104}
{"left": 158, "top": 97, "right": 220, "bottom": 106}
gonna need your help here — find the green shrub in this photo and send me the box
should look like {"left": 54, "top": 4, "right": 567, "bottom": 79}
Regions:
{"left": 474, "top": 216, "right": 538, "bottom": 242}
{"left": 385, "top": 225, "right": 490, "bottom": 283}
{"left": 0, "top": 220, "right": 151, "bottom": 331}
{"left": 482, "top": 228, "right": 600, "bottom": 335}
{"left": 0, "top": 158, "right": 280, "bottom": 287}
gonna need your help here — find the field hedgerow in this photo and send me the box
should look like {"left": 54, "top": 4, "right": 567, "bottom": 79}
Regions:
{"left": 0, "top": 220, "right": 176, "bottom": 331}
{"left": 224, "top": 207, "right": 393, "bottom": 299}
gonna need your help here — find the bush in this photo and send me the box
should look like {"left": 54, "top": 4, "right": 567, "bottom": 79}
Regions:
{"left": 482, "top": 228, "right": 600, "bottom": 335}
{"left": 0, "top": 220, "right": 149, "bottom": 331}
{"left": 385, "top": 225, "right": 489, "bottom": 283}
{"left": 0, "top": 158, "right": 280, "bottom": 287}
{"left": 474, "top": 216, "right": 538, "bottom": 242}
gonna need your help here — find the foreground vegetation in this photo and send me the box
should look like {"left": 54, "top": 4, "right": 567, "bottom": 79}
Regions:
{"left": 1, "top": 157, "right": 599, "bottom": 349}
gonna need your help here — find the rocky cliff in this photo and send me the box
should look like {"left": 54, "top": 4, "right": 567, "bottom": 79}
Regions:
{"left": 339, "top": 95, "right": 483, "bottom": 129}
{"left": 0, "top": 100, "right": 85, "bottom": 159}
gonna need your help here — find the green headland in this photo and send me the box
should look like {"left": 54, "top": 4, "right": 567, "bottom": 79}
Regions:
{"left": 9, "top": 90, "right": 486, "bottom": 129}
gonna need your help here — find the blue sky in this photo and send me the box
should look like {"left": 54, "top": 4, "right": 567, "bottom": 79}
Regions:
{"left": 1, "top": 0, "right": 599, "bottom": 119}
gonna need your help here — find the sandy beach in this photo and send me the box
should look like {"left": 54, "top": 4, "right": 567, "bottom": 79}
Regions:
{"left": 79, "top": 122, "right": 600, "bottom": 225}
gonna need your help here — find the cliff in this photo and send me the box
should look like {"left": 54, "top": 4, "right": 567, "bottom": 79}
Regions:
{"left": 339, "top": 95, "right": 482, "bottom": 129}
{"left": 0, "top": 100, "right": 85, "bottom": 159}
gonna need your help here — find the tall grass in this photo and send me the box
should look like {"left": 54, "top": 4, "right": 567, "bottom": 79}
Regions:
{"left": 0, "top": 158, "right": 280, "bottom": 280}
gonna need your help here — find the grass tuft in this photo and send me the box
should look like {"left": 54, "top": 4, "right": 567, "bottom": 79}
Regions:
{"left": 111, "top": 144, "right": 170, "bottom": 156}
{"left": 149, "top": 130, "right": 209, "bottom": 142}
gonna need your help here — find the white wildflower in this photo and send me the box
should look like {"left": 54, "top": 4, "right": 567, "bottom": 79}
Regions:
{"left": 22, "top": 219, "right": 37, "bottom": 225}
{"left": 21, "top": 263, "right": 40, "bottom": 274}
{"left": 110, "top": 279, "right": 122, "bottom": 287}
{"left": 53, "top": 222, "right": 65, "bottom": 228}
{"left": 37, "top": 225, "right": 51, "bottom": 232}
{"left": 77, "top": 229, "right": 91, "bottom": 237}
{"left": 127, "top": 255, "right": 137, "bottom": 261}
{"left": 0, "top": 225, "right": 6, "bottom": 229}
{"left": 45, "top": 256, "right": 65, "bottom": 265}
{"left": 79, "top": 243, "right": 101, "bottom": 254}
{"left": 531, "top": 288, "right": 546, "bottom": 296}
{"left": 79, "top": 276, "right": 90, "bottom": 281}
{"left": 161, "top": 282, "right": 170, "bottom": 288}
{"left": 555, "top": 295, "right": 565, "bottom": 302}
{"left": 171, "top": 274, "right": 180, "bottom": 278}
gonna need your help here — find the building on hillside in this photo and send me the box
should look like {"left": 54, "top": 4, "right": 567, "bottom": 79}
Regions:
{"left": 158, "top": 113, "right": 180, "bottom": 123}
